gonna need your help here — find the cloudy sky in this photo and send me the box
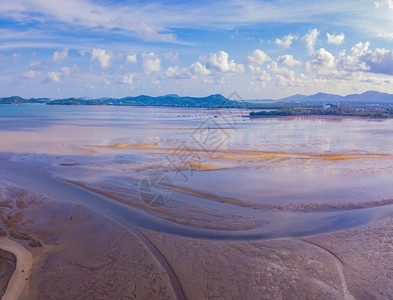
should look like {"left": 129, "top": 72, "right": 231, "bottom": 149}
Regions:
{"left": 1, "top": 0, "right": 393, "bottom": 99}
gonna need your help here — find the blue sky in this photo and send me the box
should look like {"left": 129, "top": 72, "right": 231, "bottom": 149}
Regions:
{"left": 1, "top": 0, "right": 393, "bottom": 99}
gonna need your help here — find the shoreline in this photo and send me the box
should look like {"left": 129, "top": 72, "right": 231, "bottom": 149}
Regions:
{"left": 0, "top": 237, "right": 33, "bottom": 300}
{"left": 2, "top": 157, "right": 393, "bottom": 240}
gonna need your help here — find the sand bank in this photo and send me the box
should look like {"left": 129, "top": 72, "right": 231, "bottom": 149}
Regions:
{"left": 0, "top": 237, "right": 32, "bottom": 300}
{"left": 141, "top": 213, "right": 393, "bottom": 299}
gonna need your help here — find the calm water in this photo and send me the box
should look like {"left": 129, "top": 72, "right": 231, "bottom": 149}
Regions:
{"left": 1, "top": 104, "right": 393, "bottom": 231}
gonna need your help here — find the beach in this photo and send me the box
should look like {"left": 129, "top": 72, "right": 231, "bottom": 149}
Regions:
{"left": 0, "top": 105, "right": 393, "bottom": 298}
{"left": 0, "top": 237, "right": 32, "bottom": 300}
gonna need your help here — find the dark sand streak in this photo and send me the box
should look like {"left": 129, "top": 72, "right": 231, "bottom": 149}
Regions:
{"left": 1, "top": 157, "right": 393, "bottom": 240}
{"left": 134, "top": 229, "right": 186, "bottom": 300}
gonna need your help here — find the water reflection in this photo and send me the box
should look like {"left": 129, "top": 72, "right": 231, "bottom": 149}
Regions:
{"left": 1, "top": 104, "right": 393, "bottom": 230}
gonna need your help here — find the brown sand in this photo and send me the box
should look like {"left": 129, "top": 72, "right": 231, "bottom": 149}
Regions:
{"left": 0, "top": 181, "right": 176, "bottom": 299}
{"left": 0, "top": 248, "right": 15, "bottom": 298}
{"left": 1, "top": 174, "right": 393, "bottom": 298}
{"left": 0, "top": 237, "right": 32, "bottom": 300}
{"left": 141, "top": 214, "right": 393, "bottom": 299}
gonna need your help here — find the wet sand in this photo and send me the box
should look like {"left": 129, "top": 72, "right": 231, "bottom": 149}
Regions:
{"left": 141, "top": 213, "right": 393, "bottom": 299}
{"left": 0, "top": 237, "right": 32, "bottom": 300}
{"left": 1, "top": 158, "right": 393, "bottom": 298}
{"left": 1, "top": 105, "right": 393, "bottom": 298}
{"left": 0, "top": 180, "right": 176, "bottom": 299}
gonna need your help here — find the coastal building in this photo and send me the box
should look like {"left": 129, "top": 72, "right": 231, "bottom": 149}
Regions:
{"left": 323, "top": 102, "right": 340, "bottom": 109}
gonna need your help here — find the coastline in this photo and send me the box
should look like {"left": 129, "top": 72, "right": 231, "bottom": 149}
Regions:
{"left": 0, "top": 237, "right": 33, "bottom": 300}
{"left": 0, "top": 159, "right": 392, "bottom": 298}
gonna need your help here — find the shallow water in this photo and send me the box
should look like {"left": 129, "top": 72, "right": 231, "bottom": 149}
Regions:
{"left": 1, "top": 104, "right": 393, "bottom": 232}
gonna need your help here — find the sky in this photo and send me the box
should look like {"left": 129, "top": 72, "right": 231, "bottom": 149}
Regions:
{"left": 1, "top": 0, "right": 393, "bottom": 99}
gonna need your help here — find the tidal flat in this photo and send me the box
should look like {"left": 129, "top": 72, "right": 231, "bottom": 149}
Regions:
{"left": 0, "top": 104, "right": 393, "bottom": 298}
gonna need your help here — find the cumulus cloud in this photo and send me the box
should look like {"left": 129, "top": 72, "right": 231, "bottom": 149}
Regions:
{"left": 367, "top": 48, "right": 393, "bottom": 74}
{"left": 125, "top": 54, "right": 137, "bottom": 64}
{"left": 189, "top": 62, "right": 210, "bottom": 76}
{"left": 163, "top": 52, "right": 179, "bottom": 63}
{"left": 53, "top": 48, "right": 68, "bottom": 62}
{"left": 267, "top": 61, "right": 295, "bottom": 87}
{"left": 141, "top": 52, "right": 161, "bottom": 74}
{"left": 249, "top": 65, "right": 271, "bottom": 87}
{"left": 347, "top": 44, "right": 393, "bottom": 75}
{"left": 312, "top": 48, "right": 340, "bottom": 78}
{"left": 91, "top": 48, "right": 112, "bottom": 69}
{"left": 165, "top": 66, "right": 189, "bottom": 79}
{"left": 304, "top": 28, "right": 320, "bottom": 55}
{"left": 165, "top": 61, "right": 210, "bottom": 79}
{"left": 277, "top": 55, "right": 301, "bottom": 67}
{"left": 275, "top": 34, "right": 296, "bottom": 48}
{"left": 121, "top": 73, "right": 134, "bottom": 85}
{"left": 48, "top": 71, "right": 61, "bottom": 83}
{"left": 313, "top": 48, "right": 336, "bottom": 68}
{"left": 327, "top": 33, "right": 345, "bottom": 45}
{"left": 337, "top": 42, "right": 372, "bottom": 72}
{"left": 208, "top": 51, "right": 245, "bottom": 73}
{"left": 23, "top": 70, "right": 38, "bottom": 79}
{"left": 247, "top": 49, "right": 271, "bottom": 65}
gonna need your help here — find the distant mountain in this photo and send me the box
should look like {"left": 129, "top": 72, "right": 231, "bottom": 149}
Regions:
{"left": 307, "top": 92, "right": 343, "bottom": 102}
{"left": 343, "top": 91, "right": 393, "bottom": 102}
{"left": 0, "top": 96, "right": 48, "bottom": 104}
{"left": 158, "top": 94, "right": 179, "bottom": 98}
{"left": 2, "top": 91, "right": 393, "bottom": 107}
{"left": 267, "top": 91, "right": 393, "bottom": 103}
{"left": 46, "top": 94, "right": 238, "bottom": 108}
{"left": 279, "top": 94, "right": 308, "bottom": 102}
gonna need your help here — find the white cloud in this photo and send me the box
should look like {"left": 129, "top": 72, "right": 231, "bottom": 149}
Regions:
{"left": 277, "top": 55, "right": 301, "bottom": 67}
{"left": 48, "top": 71, "right": 61, "bottom": 83}
{"left": 91, "top": 48, "right": 112, "bottom": 69}
{"left": 29, "top": 60, "right": 46, "bottom": 70}
{"left": 23, "top": 70, "right": 38, "bottom": 79}
{"left": 313, "top": 48, "right": 336, "bottom": 68}
{"left": 275, "top": 34, "right": 296, "bottom": 48}
{"left": 163, "top": 52, "right": 179, "bottom": 63}
{"left": 165, "top": 61, "right": 210, "bottom": 79}
{"left": 125, "top": 54, "right": 137, "bottom": 64}
{"left": 249, "top": 65, "right": 271, "bottom": 87}
{"left": 375, "top": 0, "right": 393, "bottom": 8}
{"left": 0, "top": 0, "right": 373, "bottom": 46}
{"left": 304, "top": 28, "right": 320, "bottom": 55}
{"left": 355, "top": 46, "right": 393, "bottom": 75}
{"left": 208, "top": 51, "right": 245, "bottom": 73}
{"left": 337, "top": 42, "right": 371, "bottom": 72}
{"left": 61, "top": 66, "right": 71, "bottom": 76}
{"left": 189, "top": 62, "right": 210, "bottom": 76}
{"left": 247, "top": 49, "right": 271, "bottom": 65}
{"left": 377, "top": 32, "right": 393, "bottom": 40}
{"left": 327, "top": 33, "right": 345, "bottom": 45}
{"left": 121, "top": 73, "right": 134, "bottom": 85}
{"left": 53, "top": 48, "right": 68, "bottom": 62}
{"left": 304, "top": 61, "right": 312, "bottom": 73}
{"left": 312, "top": 48, "right": 340, "bottom": 79}
{"left": 267, "top": 61, "right": 295, "bottom": 87}
{"left": 141, "top": 52, "right": 161, "bottom": 74}
{"left": 165, "top": 66, "right": 189, "bottom": 79}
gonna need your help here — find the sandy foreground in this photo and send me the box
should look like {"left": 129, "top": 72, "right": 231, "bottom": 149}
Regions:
{"left": 0, "top": 178, "right": 392, "bottom": 299}
{"left": 0, "top": 237, "right": 32, "bottom": 300}
{"left": 140, "top": 214, "right": 393, "bottom": 299}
